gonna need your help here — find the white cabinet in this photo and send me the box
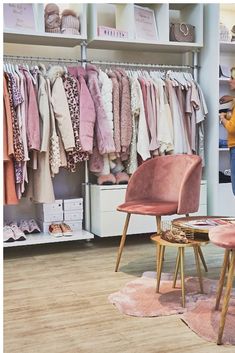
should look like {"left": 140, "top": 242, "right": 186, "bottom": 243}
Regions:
{"left": 90, "top": 181, "right": 207, "bottom": 237}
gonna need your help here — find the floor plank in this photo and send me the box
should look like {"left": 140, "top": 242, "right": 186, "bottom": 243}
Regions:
{"left": 4, "top": 234, "right": 235, "bottom": 353}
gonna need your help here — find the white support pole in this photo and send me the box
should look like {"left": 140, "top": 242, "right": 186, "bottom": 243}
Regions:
{"left": 81, "top": 41, "right": 91, "bottom": 232}
{"left": 192, "top": 50, "right": 199, "bottom": 81}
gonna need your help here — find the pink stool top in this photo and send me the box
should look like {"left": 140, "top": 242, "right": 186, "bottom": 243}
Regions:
{"left": 209, "top": 224, "right": 235, "bottom": 249}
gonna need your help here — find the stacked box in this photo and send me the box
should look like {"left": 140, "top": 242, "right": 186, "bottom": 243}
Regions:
{"left": 35, "top": 200, "right": 63, "bottom": 233}
{"left": 63, "top": 198, "right": 83, "bottom": 231}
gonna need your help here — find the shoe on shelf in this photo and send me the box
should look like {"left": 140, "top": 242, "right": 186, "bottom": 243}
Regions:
{"left": 28, "top": 219, "right": 41, "bottom": 233}
{"left": 19, "top": 220, "right": 31, "bottom": 234}
{"left": 60, "top": 223, "right": 73, "bottom": 236}
{"left": 9, "top": 224, "right": 27, "bottom": 241}
{"left": 49, "top": 224, "right": 63, "bottom": 237}
{"left": 3, "top": 226, "right": 15, "bottom": 242}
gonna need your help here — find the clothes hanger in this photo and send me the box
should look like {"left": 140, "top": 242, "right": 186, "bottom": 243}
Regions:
{"left": 24, "top": 62, "right": 36, "bottom": 84}
{"left": 14, "top": 63, "right": 24, "bottom": 80}
{"left": 173, "top": 71, "right": 187, "bottom": 89}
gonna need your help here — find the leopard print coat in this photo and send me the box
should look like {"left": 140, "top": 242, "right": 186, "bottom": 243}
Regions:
{"left": 63, "top": 73, "right": 89, "bottom": 172}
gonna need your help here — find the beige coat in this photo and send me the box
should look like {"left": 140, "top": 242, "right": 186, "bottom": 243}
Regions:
{"left": 27, "top": 65, "right": 55, "bottom": 203}
{"left": 47, "top": 66, "right": 75, "bottom": 151}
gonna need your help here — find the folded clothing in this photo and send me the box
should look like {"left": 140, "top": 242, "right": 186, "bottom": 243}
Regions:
{"left": 219, "top": 139, "right": 228, "bottom": 148}
{"left": 219, "top": 171, "right": 231, "bottom": 183}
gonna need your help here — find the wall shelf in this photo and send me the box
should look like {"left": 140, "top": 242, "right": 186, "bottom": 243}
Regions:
{"left": 3, "top": 3, "right": 87, "bottom": 47}
{"left": 220, "top": 41, "right": 235, "bottom": 53}
{"left": 3, "top": 230, "right": 94, "bottom": 248}
{"left": 87, "top": 3, "right": 203, "bottom": 52}
{"left": 4, "top": 30, "right": 85, "bottom": 47}
{"left": 87, "top": 37, "right": 202, "bottom": 52}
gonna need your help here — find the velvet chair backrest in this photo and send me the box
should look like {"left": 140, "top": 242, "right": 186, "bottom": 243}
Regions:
{"left": 125, "top": 154, "right": 202, "bottom": 214}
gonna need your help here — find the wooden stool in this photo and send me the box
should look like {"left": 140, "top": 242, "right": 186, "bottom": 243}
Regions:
{"left": 209, "top": 224, "right": 235, "bottom": 345}
{"left": 151, "top": 235, "right": 209, "bottom": 308}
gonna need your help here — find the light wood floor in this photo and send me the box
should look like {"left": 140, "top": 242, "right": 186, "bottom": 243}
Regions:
{"left": 4, "top": 234, "right": 235, "bottom": 353}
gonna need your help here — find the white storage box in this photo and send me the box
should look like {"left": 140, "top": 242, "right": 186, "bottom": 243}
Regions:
{"left": 37, "top": 220, "right": 52, "bottom": 234}
{"left": 63, "top": 198, "right": 83, "bottom": 211}
{"left": 37, "top": 211, "right": 64, "bottom": 223}
{"left": 65, "top": 220, "right": 83, "bottom": 231}
{"left": 64, "top": 210, "right": 83, "bottom": 221}
{"left": 35, "top": 200, "right": 63, "bottom": 215}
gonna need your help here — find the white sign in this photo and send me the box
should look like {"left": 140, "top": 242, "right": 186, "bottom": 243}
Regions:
{"left": 134, "top": 5, "right": 158, "bottom": 41}
{"left": 4, "top": 3, "right": 36, "bottom": 32}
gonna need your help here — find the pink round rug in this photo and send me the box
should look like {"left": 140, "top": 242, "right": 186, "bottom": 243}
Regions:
{"left": 108, "top": 272, "right": 235, "bottom": 345}
{"left": 182, "top": 298, "right": 235, "bottom": 345}
{"left": 108, "top": 272, "right": 217, "bottom": 317}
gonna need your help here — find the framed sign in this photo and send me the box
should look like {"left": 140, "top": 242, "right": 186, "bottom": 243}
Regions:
{"left": 134, "top": 5, "right": 158, "bottom": 41}
{"left": 3, "top": 3, "right": 36, "bottom": 32}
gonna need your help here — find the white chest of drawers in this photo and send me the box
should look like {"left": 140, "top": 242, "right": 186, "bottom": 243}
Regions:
{"left": 90, "top": 181, "right": 207, "bottom": 237}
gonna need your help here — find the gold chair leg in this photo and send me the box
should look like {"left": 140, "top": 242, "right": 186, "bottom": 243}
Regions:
{"left": 180, "top": 247, "right": 185, "bottom": 308}
{"left": 217, "top": 250, "right": 235, "bottom": 345}
{"left": 215, "top": 249, "right": 230, "bottom": 310}
{"left": 156, "top": 216, "right": 161, "bottom": 234}
{"left": 194, "top": 246, "right": 203, "bottom": 294}
{"left": 173, "top": 248, "right": 180, "bottom": 288}
{"left": 115, "top": 213, "right": 131, "bottom": 272}
{"left": 198, "top": 246, "right": 208, "bottom": 272}
{"left": 156, "top": 245, "right": 164, "bottom": 293}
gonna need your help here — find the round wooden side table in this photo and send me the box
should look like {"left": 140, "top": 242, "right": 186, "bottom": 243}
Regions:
{"left": 171, "top": 216, "right": 235, "bottom": 273}
{"left": 172, "top": 216, "right": 235, "bottom": 239}
{"left": 151, "top": 234, "right": 209, "bottom": 308}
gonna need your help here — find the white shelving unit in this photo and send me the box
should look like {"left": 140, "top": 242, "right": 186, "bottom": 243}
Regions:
{"left": 200, "top": 4, "right": 235, "bottom": 216}
{"left": 4, "top": 31, "right": 86, "bottom": 47}
{"left": 3, "top": 3, "right": 93, "bottom": 247}
{"left": 87, "top": 3, "right": 203, "bottom": 52}
{"left": 218, "top": 5, "right": 235, "bottom": 216}
{"left": 4, "top": 230, "right": 93, "bottom": 248}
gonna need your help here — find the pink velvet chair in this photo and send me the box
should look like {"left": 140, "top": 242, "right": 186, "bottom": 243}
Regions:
{"left": 115, "top": 154, "right": 202, "bottom": 272}
{"left": 209, "top": 224, "right": 235, "bottom": 345}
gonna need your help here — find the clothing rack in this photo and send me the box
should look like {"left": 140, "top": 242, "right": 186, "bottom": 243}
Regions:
{"left": 3, "top": 55, "right": 81, "bottom": 64}
{"left": 90, "top": 60, "right": 193, "bottom": 71}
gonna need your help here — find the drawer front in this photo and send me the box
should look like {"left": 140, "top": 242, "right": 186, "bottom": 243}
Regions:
{"left": 93, "top": 182, "right": 206, "bottom": 212}
{"left": 92, "top": 211, "right": 156, "bottom": 237}
{"left": 199, "top": 184, "right": 207, "bottom": 205}
{"left": 99, "top": 189, "right": 126, "bottom": 212}
{"left": 190, "top": 204, "right": 207, "bottom": 217}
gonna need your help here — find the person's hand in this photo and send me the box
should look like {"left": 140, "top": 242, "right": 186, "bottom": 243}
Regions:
{"left": 219, "top": 95, "right": 234, "bottom": 104}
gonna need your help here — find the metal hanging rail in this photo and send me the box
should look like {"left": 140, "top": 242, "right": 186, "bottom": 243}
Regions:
{"left": 90, "top": 60, "right": 193, "bottom": 70}
{"left": 3, "top": 55, "right": 81, "bottom": 64}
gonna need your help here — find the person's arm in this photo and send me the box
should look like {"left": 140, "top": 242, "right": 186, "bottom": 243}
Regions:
{"left": 219, "top": 95, "right": 235, "bottom": 104}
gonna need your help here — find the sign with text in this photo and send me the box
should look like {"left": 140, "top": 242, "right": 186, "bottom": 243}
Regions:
{"left": 134, "top": 5, "right": 158, "bottom": 41}
{"left": 4, "top": 3, "right": 36, "bottom": 32}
